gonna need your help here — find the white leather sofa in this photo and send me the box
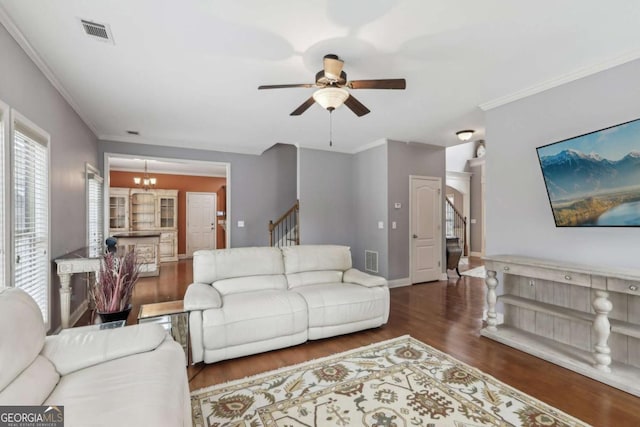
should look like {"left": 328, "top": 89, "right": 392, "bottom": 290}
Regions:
{"left": 185, "top": 245, "right": 389, "bottom": 364}
{"left": 0, "top": 288, "right": 192, "bottom": 427}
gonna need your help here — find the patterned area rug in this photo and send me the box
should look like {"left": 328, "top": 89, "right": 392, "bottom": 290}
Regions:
{"left": 191, "top": 336, "right": 589, "bottom": 426}
{"left": 461, "top": 266, "right": 487, "bottom": 278}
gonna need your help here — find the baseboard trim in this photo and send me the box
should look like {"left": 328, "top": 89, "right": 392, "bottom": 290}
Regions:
{"left": 178, "top": 254, "right": 191, "bottom": 260}
{"left": 470, "top": 251, "right": 483, "bottom": 258}
{"left": 439, "top": 273, "right": 449, "bottom": 281}
{"left": 387, "top": 277, "right": 411, "bottom": 288}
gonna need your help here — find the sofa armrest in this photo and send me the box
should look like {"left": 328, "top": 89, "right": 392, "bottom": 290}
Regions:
{"left": 184, "top": 283, "right": 222, "bottom": 311}
{"left": 343, "top": 268, "right": 387, "bottom": 287}
{"left": 42, "top": 323, "right": 167, "bottom": 375}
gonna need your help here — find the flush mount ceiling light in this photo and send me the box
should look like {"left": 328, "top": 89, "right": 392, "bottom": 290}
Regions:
{"left": 133, "top": 160, "right": 157, "bottom": 191}
{"left": 456, "top": 130, "right": 475, "bottom": 141}
{"left": 312, "top": 87, "right": 350, "bottom": 111}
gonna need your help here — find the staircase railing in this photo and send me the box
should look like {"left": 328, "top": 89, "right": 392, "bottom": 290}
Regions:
{"left": 445, "top": 198, "right": 468, "bottom": 256}
{"left": 269, "top": 200, "right": 299, "bottom": 247}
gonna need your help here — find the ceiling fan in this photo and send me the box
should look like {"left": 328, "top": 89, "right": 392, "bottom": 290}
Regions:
{"left": 258, "top": 54, "right": 406, "bottom": 117}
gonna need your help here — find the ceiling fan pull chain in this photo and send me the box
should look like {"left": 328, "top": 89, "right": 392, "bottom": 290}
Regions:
{"left": 329, "top": 110, "right": 333, "bottom": 147}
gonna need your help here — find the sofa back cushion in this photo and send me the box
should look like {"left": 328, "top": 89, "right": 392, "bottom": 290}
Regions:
{"left": 0, "top": 288, "right": 49, "bottom": 396}
{"left": 193, "top": 247, "right": 285, "bottom": 284}
{"left": 0, "top": 355, "right": 59, "bottom": 405}
{"left": 213, "top": 275, "right": 288, "bottom": 295}
{"left": 282, "top": 245, "right": 352, "bottom": 289}
{"left": 282, "top": 245, "right": 352, "bottom": 274}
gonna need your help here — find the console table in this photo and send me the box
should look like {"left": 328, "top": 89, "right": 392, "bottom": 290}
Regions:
{"left": 54, "top": 247, "right": 102, "bottom": 329}
{"left": 482, "top": 255, "right": 640, "bottom": 396}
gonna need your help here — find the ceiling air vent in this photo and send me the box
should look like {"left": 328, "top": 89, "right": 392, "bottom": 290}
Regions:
{"left": 80, "top": 19, "right": 114, "bottom": 43}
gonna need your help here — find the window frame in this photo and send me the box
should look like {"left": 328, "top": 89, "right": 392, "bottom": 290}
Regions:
{"left": 86, "top": 163, "right": 104, "bottom": 255}
{"left": 0, "top": 99, "right": 8, "bottom": 289}
{"left": 10, "top": 108, "right": 51, "bottom": 329}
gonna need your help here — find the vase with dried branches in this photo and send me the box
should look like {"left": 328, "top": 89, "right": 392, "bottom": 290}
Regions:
{"left": 92, "top": 250, "right": 140, "bottom": 323}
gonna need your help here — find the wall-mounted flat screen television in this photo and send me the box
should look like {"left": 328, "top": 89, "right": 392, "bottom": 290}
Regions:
{"left": 537, "top": 118, "right": 640, "bottom": 227}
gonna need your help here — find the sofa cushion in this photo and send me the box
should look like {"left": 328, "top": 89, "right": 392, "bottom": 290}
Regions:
{"left": 202, "top": 290, "right": 307, "bottom": 350}
{"left": 293, "top": 283, "right": 388, "bottom": 327}
{"left": 286, "top": 270, "right": 344, "bottom": 289}
{"left": 0, "top": 355, "right": 59, "bottom": 405}
{"left": 213, "top": 274, "right": 288, "bottom": 295}
{"left": 0, "top": 288, "right": 46, "bottom": 393}
{"left": 193, "top": 247, "right": 284, "bottom": 284}
{"left": 281, "top": 245, "right": 352, "bottom": 274}
{"left": 44, "top": 338, "right": 187, "bottom": 427}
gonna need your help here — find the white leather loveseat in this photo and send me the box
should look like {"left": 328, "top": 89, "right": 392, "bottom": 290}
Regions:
{"left": 0, "top": 288, "right": 192, "bottom": 427}
{"left": 185, "top": 245, "right": 389, "bottom": 364}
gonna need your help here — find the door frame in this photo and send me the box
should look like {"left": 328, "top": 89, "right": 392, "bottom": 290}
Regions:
{"left": 103, "top": 153, "right": 231, "bottom": 250}
{"left": 186, "top": 191, "right": 217, "bottom": 256}
{"left": 409, "top": 175, "right": 443, "bottom": 284}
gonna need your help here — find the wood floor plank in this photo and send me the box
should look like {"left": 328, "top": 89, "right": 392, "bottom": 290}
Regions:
{"left": 76, "top": 258, "right": 640, "bottom": 426}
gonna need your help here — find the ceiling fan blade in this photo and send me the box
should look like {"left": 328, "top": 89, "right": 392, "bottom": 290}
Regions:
{"left": 258, "top": 83, "right": 315, "bottom": 89}
{"left": 290, "top": 97, "right": 316, "bottom": 116}
{"left": 347, "top": 79, "right": 406, "bottom": 90}
{"left": 344, "top": 94, "right": 370, "bottom": 117}
{"left": 323, "top": 54, "right": 344, "bottom": 80}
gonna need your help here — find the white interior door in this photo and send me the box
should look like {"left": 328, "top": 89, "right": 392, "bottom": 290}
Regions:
{"left": 410, "top": 176, "right": 442, "bottom": 283}
{"left": 186, "top": 192, "right": 216, "bottom": 256}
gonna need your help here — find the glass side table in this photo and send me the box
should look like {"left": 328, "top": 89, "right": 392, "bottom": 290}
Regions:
{"left": 138, "top": 300, "right": 189, "bottom": 365}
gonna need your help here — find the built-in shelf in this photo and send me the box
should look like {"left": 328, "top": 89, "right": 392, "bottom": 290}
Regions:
{"left": 481, "top": 325, "right": 640, "bottom": 397}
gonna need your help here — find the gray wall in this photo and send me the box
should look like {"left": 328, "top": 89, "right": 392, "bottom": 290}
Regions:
{"left": 0, "top": 24, "right": 99, "bottom": 332}
{"left": 298, "top": 148, "right": 354, "bottom": 248}
{"left": 485, "top": 58, "right": 640, "bottom": 269}
{"left": 98, "top": 141, "right": 297, "bottom": 248}
{"left": 387, "top": 140, "right": 446, "bottom": 281}
{"left": 352, "top": 144, "right": 388, "bottom": 275}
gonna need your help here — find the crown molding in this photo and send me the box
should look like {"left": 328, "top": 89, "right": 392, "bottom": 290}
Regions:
{"left": 479, "top": 49, "right": 640, "bottom": 111}
{"left": 98, "top": 134, "right": 265, "bottom": 156}
{"left": 0, "top": 5, "right": 99, "bottom": 136}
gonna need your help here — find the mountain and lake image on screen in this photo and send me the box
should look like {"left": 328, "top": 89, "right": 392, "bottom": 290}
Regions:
{"left": 537, "top": 117, "right": 640, "bottom": 227}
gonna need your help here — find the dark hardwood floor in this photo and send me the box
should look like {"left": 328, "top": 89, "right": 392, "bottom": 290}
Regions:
{"left": 77, "top": 258, "right": 640, "bottom": 426}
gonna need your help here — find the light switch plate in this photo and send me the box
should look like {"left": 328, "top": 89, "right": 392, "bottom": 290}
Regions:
{"left": 392, "top": 221, "right": 397, "bottom": 229}
{"left": 394, "top": 202, "right": 401, "bottom": 209}
{"left": 237, "top": 220, "right": 245, "bottom": 227}
{"left": 378, "top": 221, "right": 384, "bottom": 229}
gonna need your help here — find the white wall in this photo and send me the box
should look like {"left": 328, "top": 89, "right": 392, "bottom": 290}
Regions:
{"left": 446, "top": 140, "right": 476, "bottom": 172}
{"left": 485, "top": 58, "right": 640, "bottom": 270}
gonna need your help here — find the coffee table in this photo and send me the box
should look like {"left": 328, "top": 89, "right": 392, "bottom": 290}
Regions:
{"left": 138, "top": 300, "right": 189, "bottom": 365}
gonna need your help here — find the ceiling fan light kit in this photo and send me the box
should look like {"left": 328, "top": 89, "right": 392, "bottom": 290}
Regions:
{"left": 313, "top": 87, "right": 349, "bottom": 111}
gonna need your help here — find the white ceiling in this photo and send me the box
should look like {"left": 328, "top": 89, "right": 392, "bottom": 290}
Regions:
{"left": 2, "top": 0, "right": 640, "bottom": 154}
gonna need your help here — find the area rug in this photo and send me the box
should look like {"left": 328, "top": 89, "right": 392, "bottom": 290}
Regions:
{"left": 191, "top": 335, "right": 589, "bottom": 427}
{"left": 461, "top": 265, "right": 487, "bottom": 278}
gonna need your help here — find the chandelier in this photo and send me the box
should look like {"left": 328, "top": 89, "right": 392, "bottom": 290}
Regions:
{"left": 133, "top": 160, "right": 156, "bottom": 191}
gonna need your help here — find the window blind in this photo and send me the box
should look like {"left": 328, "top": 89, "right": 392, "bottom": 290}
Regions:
{"left": 0, "top": 113, "right": 4, "bottom": 289}
{"left": 13, "top": 128, "right": 48, "bottom": 322}
{"left": 87, "top": 171, "right": 104, "bottom": 252}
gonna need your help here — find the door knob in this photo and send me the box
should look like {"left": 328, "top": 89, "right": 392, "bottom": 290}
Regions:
{"left": 413, "top": 234, "right": 418, "bottom": 238}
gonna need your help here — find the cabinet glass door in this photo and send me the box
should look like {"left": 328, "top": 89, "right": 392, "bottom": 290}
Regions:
{"left": 109, "top": 196, "right": 127, "bottom": 229}
{"left": 159, "top": 197, "right": 175, "bottom": 228}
